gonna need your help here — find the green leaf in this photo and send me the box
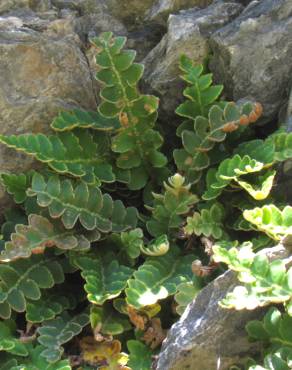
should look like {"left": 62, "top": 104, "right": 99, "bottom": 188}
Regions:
{"left": 213, "top": 243, "right": 292, "bottom": 310}
{"left": 0, "top": 320, "right": 28, "bottom": 356}
{"left": 203, "top": 154, "right": 266, "bottom": 200}
{"left": 37, "top": 312, "right": 89, "bottom": 363}
{"left": 174, "top": 281, "right": 201, "bottom": 315}
{"left": 127, "top": 340, "right": 152, "bottom": 370}
{"left": 236, "top": 171, "right": 276, "bottom": 200}
{"left": 90, "top": 304, "right": 131, "bottom": 336}
{"left": 0, "top": 130, "right": 114, "bottom": 185}
{"left": 126, "top": 247, "right": 195, "bottom": 308}
{"left": 51, "top": 109, "right": 120, "bottom": 131}
{"left": 184, "top": 203, "right": 225, "bottom": 239}
{"left": 27, "top": 173, "right": 137, "bottom": 233}
{"left": 92, "top": 32, "right": 166, "bottom": 190}
{"left": 243, "top": 205, "right": 292, "bottom": 241}
{"left": 0, "top": 214, "right": 92, "bottom": 262}
{"left": 146, "top": 174, "right": 198, "bottom": 238}
{"left": 0, "top": 173, "right": 32, "bottom": 204}
{"left": 74, "top": 254, "right": 133, "bottom": 305}
{"left": 0, "top": 255, "right": 65, "bottom": 318}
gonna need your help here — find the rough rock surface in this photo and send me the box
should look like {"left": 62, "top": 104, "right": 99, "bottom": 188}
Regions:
{"left": 209, "top": 0, "right": 292, "bottom": 122}
{"left": 145, "top": 0, "right": 212, "bottom": 25}
{"left": 155, "top": 245, "right": 290, "bottom": 370}
{"left": 0, "top": 18, "right": 96, "bottom": 207}
{"left": 143, "top": 2, "right": 243, "bottom": 122}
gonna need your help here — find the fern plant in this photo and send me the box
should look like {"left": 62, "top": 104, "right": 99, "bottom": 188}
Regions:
{"left": 0, "top": 31, "right": 290, "bottom": 369}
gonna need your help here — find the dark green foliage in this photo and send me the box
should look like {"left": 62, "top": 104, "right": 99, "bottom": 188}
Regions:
{"left": 0, "top": 31, "right": 290, "bottom": 369}
{"left": 93, "top": 32, "right": 167, "bottom": 190}
{"left": 27, "top": 173, "right": 138, "bottom": 233}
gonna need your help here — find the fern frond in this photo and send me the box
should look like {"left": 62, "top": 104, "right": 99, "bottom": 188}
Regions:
{"left": 184, "top": 203, "right": 225, "bottom": 239}
{"left": 0, "top": 173, "right": 32, "bottom": 204}
{"left": 174, "top": 281, "right": 201, "bottom": 315}
{"left": 268, "top": 131, "right": 292, "bottom": 162}
{"left": 127, "top": 340, "right": 152, "bottom": 370}
{"left": 27, "top": 173, "right": 138, "bottom": 232}
{"left": 51, "top": 109, "right": 120, "bottom": 132}
{"left": 125, "top": 247, "right": 195, "bottom": 309}
{"left": 37, "top": 312, "right": 89, "bottom": 363}
{"left": 73, "top": 254, "right": 133, "bottom": 305}
{"left": 140, "top": 235, "right": 169, "bottom": 256}
{"left": 0, "top": 130, "right": 114, "bottom": 185}
{"left": 90, "top": 304, "right": 131, "bottom": 336}
{"left": 0, "top": 320, "right": 28, "bottom": 356}
{"left": 14, "top": 344, "right": 72, "bottom": 369}
{"left": 0, "top": 255, "right": 65, "bottom": 319}
{"left": 26, "top": 291, "right": 77, "bottom": 323}
{"left": 213, "top": 242, "right": 292, "bottom": 310}
{"left": 203, "top": 154, "right": 266, "bottom": 200}
{"left": 146, "top": 174, "right": 198, "bottom": 238}
{"left": 92, "top": 32, "right": 167, "bottom": 190}
{"left": 243, "top": 205, "right": 292, "bottom": 240}
{"left": 176, "top": 54, "right": 224, "bottom": 120}
{"left": 174, "top": 101, "right": 263, "bottom": 183}
{"left": 0, "top": 214, "right": 93, "bottom": 262}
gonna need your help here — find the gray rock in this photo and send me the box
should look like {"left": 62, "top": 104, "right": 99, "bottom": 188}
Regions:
{"left": 0, "top": 23, "right": 97, "bottom": 208}
{"left": 143, "top": 2, "right": 243, "bottom": 123}
{"left": 0, "top": 0, "right": 52, "bottom": 14}
{"left": 209, "top": 0, "right": 292, "bottom": 122}
{"left": 145, "top": 0, "right": 212, "bottom": 25}
{"left": 155, "top": 245, "right": 290, "bottom": 370}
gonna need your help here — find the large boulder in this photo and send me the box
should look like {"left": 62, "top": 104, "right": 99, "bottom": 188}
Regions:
{"left": 142, "top": 2, "right": 243, "bottom": 124}
{"left": 0, "top": 17, "right": 97, "bottom": 208}
{"left": 155, "top": 245, "right": 290, "bottom": 370}
{"left": 209, "top": 0, "right": 292, "bottom": 122}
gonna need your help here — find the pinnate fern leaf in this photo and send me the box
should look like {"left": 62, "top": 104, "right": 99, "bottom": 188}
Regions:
{"left": 176, "top": 54, "right": 223, "bottom": 120}
{"left": 90, "top": 304, "right": 131, "bottom": 336}
{"left": 0, "top": 130, "right": 114, "bottom": 185}
{"left": 174, "top": 281, "right": 201, "bottom": 315}
{"left": 27, "top": 173, "right": 138, "bottom": 232}
{"left": 125, "top": 247, "right": 195, "bottom": 309}
{"left": 0, "top": 320, "right": 28, "bottom": 356}
{"left": 73, "top": 254, "right": 133, "bottom": 305}
{"left": 37, "top": 312, "right": 89, "bottom": 363}
{"left": 5, "top": 344, "right": 72, "bottom": 370}
{"left": 184, "top": 203, "right": 225, "bottom": 239}
{"left": 243, "top": 205, "right": 292, "bottom": 241}
{"left": 51, "top": 109, "right": 120, "bottom": 132}
{"left": 127, "top": 340, "right": 152, "bottom": 370}
{"left": 92, "top": 32, "right": 167, "bottom": 190}
{"left": 26, "top": 292, "right": 76, "bottom": 323}
{"left": 174, "top": 101, "right": 263, "bottom": 184}
{"left": 0, "top": 214, "right": 92, "bottom": 262}
{"left": 0, "top": 256, "right": 64, "bottom": 319}
{"left": 213, "top": 242, "right": 292, "bottom": 310}
{"left": 0, "top": 173, "right": 32, "bottom": 204}
{"left": 203, "top": 154, "right": 266, "bottom": 200}
{"left": 146, "top": 174, "right": 198, "bottom": 238}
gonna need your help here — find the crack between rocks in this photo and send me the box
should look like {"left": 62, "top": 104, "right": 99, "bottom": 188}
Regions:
{"left": 79, "top": 45, "right": 98, "bottom": 108}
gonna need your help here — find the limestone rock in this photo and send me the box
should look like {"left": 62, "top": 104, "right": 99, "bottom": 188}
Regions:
{"left": 155, "top": 245, "right": 290, "bottom": 370}
{"left": 145, "top": 0, "right": 213, "bottom": 25}
{"left": 0, "top": 22, "right": 97, "bottom": 207}
{"left": 143, "top": 2, "right": 243, "bottom": 123}
{"left": 209, "top": 0, "right": 292, "bottom": 122}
